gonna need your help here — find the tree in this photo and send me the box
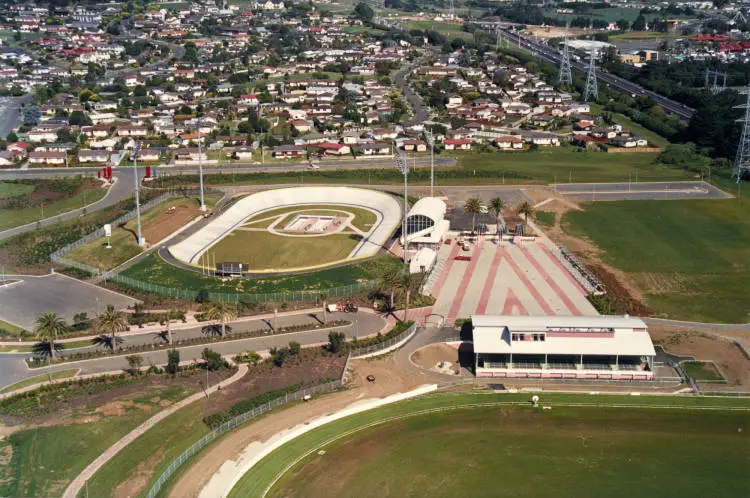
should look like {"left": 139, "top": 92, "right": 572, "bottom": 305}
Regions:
{"left": 328, "top": 331, "right": 346, "bottom": 354}
{"left": 34, "top": 312, "right": 69, "bottom": 362}
{"left": 463, "top": 197, "right": 484, "bottom": 235}
{"left": 125, "top": 354, "right": 143, "bottom": 375}
{"left": 6, "top": 132, "right": 17, "bottom": 142}
{"left": 201, "top": 301, "right": 237, "bottom": 337}
{"left": 489, "top": 197, "right": 504, "bottom": 234}
{"left": 96, "top": 305, "right": 129, "bottom": 352}
{"left": 201, "top": 348, "right": 226, "bottom": 371}
{"left": 162, "top": 308, "right": 181, "bottom": 345}
{"left": 632, "top": 15, "right": 646, "bottom": 31}
{"left": 166, "top": 349, "right": 180, "bottom": 374}
{"left": 375, "top": 263, "right": 400, "bottom": 312}
{"left": 269, "top": 346, "right": 290, "bottom": 366}
{"left": 354, "top": 2, "right": 374, "bottom": 22}
{"left": 394, "top": 273, "right": 416, "bottom": 322}
{"left": 516, "top": 201, "right": 534, "bottom": 232}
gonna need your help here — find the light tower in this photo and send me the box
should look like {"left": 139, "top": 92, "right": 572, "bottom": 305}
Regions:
{"left": 132, "top": 141, "right": 144, "bottom": 246}
{"left": 583, "top": 49, "right": 598, "bottom": 102}
{"left": 425, "top": 129, "right": 435, "bottom": 197}
{"left": 558, "top": 23, "right": 572, "bottom": 86}
{"left": 196, "top": 116, "right": 206, "bottom": 212}
{"left": 395, "top": 146, "right": 409, "bottom": 264}
{"left": 733, "top": 85, "right": 750, "bottom": 182}
{"left": 495, "top": 25, "right": 502, "bottom": 51}
{"left": 448, "top": 0, "right": 456, "bottom": 20}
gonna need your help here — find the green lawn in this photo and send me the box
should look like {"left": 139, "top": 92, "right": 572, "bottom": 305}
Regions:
{"left": 210, "top": 231, "right": 361, "bottom": 271}
{"left": 563, "top": 197, "right": 750, "bottom": 322}
{"left": 120, "top": 252, "right": 402, "bottom": 295}
{"left": 0, "top": 182, "right": 33, "bottom": 199}
{"left": 0, "top": 185, "right": 108, "bottom": 231}
{"left": 0, "top": 338, "right": 94, "bottom": 353}
{"left": 0, "top": 369, "right": 79, "bottom": 394}
{"left": 0, "top": 319, "right": 26, "bottom": 339}
{"left": 405, "top": 21, "right": 472, "bottom": 40}
{"left": 0, "top": 384, "right": 195, "bottom": 498}
{"left": 682, "top": 361, "right": 726, "bottom": 382}
{"left": 230, "top": 391, "right": 750, "bottom": 497}
{"left": 534, "top": 211, "right": 555, "bottom": 227}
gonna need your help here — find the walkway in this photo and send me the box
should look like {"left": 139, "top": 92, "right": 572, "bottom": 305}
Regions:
{"left": 62, "top": 363, "right": 249, "bottom": 498}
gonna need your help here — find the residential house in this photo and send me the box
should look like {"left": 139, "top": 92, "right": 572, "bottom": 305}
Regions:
{"left": 444, "top": 138, "right": 472, "bottom": 151}
{"left": 29, "top": 151, "right": 67, "bottom": 165}
{"left": 138, "top": 148, "right": 162, "bottom": 162}
{"left": 360, "top": 142, "right": 390, "bottom": 155}
{"left": 78, "top": 149, "right": 108, "bottom": 163}
{"left": 273, "top": 145, "right": 306, "bottom": 158}
{"left": 234, "top": 146, "right": 254, "bottom": 160}
{"left": 317, "top": 142, "right": 351, "bottom": 156}
{"left": 402, "top": 139, "right": 426, "bottom": 152}
{"left": 494, "top": 136, "right": 524, "bottom": 150}
{"left": 174, "top": 148, "right": 207, "bottom": 161}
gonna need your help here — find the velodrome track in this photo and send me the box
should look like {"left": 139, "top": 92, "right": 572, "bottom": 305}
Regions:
{"left": 168, "top": 186, "right": 402, "bottom": 266}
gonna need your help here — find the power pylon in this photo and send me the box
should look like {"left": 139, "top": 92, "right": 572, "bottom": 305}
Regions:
{"left": 558, "top": 23, "right": 572, "bottom": 85}
{"left": 495, "top": 25, "right": 502, "bottom": 50}
{"left": 733, "top": 85, "right": 750, "bottom": 182}
{"left": 448, "top": 0, "right": 456, "bottom": 20}
{"left": 583, "top": 49, "right": 598, "bottom": 101}
{"left": 705, "top": 68, "right": 727, "bottom": 94}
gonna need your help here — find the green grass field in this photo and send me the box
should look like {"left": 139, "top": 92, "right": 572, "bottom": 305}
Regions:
{"left": 0, "top": 185, "right": 108, "bottom": 231}
{"left": 120, "top": 252, "right": 402, "bottom": 295}
{"left": 0, "top": 384, "right": 195, "bottom": 498}
{"left": 210, "top": 231, "right": 361, "bottom": 271}
{"left": 0, "top": 369, "right": 79, "bottom": 394}
{"left": 0, "top": 182, "right": 33, "bottom": 199}
{"left": 230, "top": 392, "right": 750, "bottom": 497}
{"left": 243, "top": 204, "right": 378, "bottom": 232}
{"left": 0, "top": 338, "right": 93, "bottom": 353}
{"left": 563, "top": 197, "right": 750, "bottom": 322}
{"left": 682, "top": 361, "right": 726, "bottom": 382}
{"left": 405, "top": 21, "right": 472, "bottom": 40}
{"left": 0, "top": 319, "right": 26, "bottom": 339}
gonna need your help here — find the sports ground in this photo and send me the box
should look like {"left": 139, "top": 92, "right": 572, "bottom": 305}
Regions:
{"left": 229, "top": 392, "right": 750, "bottom": 498}
{"left": 168, "top": 187, "right": 401, "bottom": 273}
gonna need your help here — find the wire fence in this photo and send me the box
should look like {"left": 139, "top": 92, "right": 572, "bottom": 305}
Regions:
{"left": 145, "top": 379, "right": 343, "bottom": 498}
{"left": 349, "top": 322, "right": 418, "bottom": 358}
{"left": 50, "top": 192, "right": 174, "bottom": 275}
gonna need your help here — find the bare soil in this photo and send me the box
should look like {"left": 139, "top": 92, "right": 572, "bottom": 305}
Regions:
{"left": 168, "top": 355, "right": 427, "bottom": 498}
{"left": 411, "top": 343, "right": 461, "bottom": 374}
{"left": 141, "top": 203, "right": 200, "bottom": 246}
{"left": 649, "top": 324, "right": 750, "bottom": 390}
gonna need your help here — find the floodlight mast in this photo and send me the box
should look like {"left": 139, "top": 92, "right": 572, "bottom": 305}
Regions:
{"left": 425, "top": 130, "right": 435, "bottom": 197}
{"left": 395, "top": 145, "right": 409, "bottom": 264}
{"left": 132, "top": 141, "right": 144, "bottom": 246}
{"left": 197, "top": 116, "right": 206, "bottom": 212}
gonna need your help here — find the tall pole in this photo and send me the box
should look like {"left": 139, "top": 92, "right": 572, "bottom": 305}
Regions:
{"left": 197, "top": 116, "right": 206, "bottom": 212}
{"left": 395, "top": 146, "right": 409, "bottom": 265}
{"left": 425, "top": 130, "right": 435, "bottom": 197}
{"left": 132, "top": 141, "right": 143, "bottom": 246}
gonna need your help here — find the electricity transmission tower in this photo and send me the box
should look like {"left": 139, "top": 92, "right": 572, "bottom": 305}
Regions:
{"left": 732, "top": 9, "right": 747, "bottom": 24}
{"left": 583, "top": 49, "right": 598, "bottom": 101}
{"left": 558, "top": 23, "right": 572, "bottom": 85}
{"left": 733, "top": 85, "right": 750, "bottom": 182}
{"left": 495, "top": 25, "right": 502, "bottom": 50}
{"left": 448, "top": 0, "right": 456, "bottom": 20}
{"left": 705, "top": 69, "right": 727, "bottom": 94}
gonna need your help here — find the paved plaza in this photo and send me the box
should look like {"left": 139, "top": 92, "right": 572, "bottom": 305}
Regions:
{"left": 429, "top": 236, "right": 598, "bottom": 324}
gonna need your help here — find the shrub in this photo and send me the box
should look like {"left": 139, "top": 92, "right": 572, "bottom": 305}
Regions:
{"left": 166, "top": 349, "right": 180, "bottom": 374}
{"left": 288, "top": 341, "right": 301, "bottom": 356}
{"left": 327, "top": 331, "right": 346, "bottom": 354}
{"left": 201, "top": 348, "right": 226, "bottom": 371}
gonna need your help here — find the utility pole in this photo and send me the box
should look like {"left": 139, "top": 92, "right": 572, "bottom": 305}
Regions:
{"left": 584, "top": 49, "right": 598, "bottom": 102}
{"left": 425, "top": 129, "right": 435, "bottom": 197}
{"left": 196, "top": 116, "right": 206, "bottom": 212}
{"left": 559, "top": 22, "right": 572, "bottom": 86}
{"left": 132, "top": 141, "right": 144, "bottom": 246}
{"left": 395, "top": 146, "right": 409, "bottom": 265}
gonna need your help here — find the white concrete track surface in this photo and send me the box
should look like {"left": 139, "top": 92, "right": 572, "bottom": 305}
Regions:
{"left": 169, "top": 186, "right": 402, "bottom": 265}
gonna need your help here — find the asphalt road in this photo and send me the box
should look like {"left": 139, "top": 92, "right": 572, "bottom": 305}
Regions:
{"left": 554, "top": 181, "right": 731, "bottom": 201}
{"left": 0, "top": 94, "right": 33, "bottom": 138}
{"left": 0, "top": 310, "right": 385, "bottom": 389}
{"left": 393, "top": 51, "right": 435, "bottom": 126}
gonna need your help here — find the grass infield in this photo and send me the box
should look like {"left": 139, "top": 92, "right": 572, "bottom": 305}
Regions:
{"left": 229, "top": 392, "right": 750, "bottom": 498}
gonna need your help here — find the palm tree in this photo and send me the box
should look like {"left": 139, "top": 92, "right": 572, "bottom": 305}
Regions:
{"left": 201, "top": 301, "right": 237, "bottom": 337}
{"left": 489, "top": 197, "right": 504, "bottom": 235}
{"left": 517, "top": 201, "right": 535, "bottom": 233}
{"left": 97, "top": 305, "right": 129, "bottom": 353}
{"left": 164, "top": 308, "right": 180, "bottom": 345}
{"left": 394, "top": 273, "right": 417, "bottom": 322}
{"left": 375, "top": 264, "right": 400, "bottom": 314}
{"left": 34, "top": 312, "right": 69, "bottom": 362}
{"left": 463, "top": 197, "right": 484, "bottom": 235}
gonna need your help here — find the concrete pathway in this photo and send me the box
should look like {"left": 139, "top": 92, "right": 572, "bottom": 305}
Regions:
{"left": 62, "top": 363, "right": 249, "bottom": 498}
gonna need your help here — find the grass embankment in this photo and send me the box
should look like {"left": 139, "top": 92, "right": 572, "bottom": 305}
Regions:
{"left": 682, "top": 361, "right": 726, "bottom": 382}
{"left": 0, "top": 182, "right": 108, "bottom": 231}
{"left": 0, "top": 319, "right": 26, "bottom": 340}
{"left": 563, "top": 197, "right": 750, "bottom": 322}
{"left": 0, "top": 182, "right": 34, "bottom": 198}
{"left": 66, "top": 194, "right": 221, "bottom": 271}
{"left": 0, "top": 381, "right": 199, "bottom": 498}
{"left": 212, "top": 231, "right": 361, "bottom": 271}
{"left": 0, "top": 369, "right": 79, "bottom": 394}
{"left": 119, "top": 252, "right": 403, "bottom": 295}
{"left": 231, "top": 391, "right": 750, "bottom": 497}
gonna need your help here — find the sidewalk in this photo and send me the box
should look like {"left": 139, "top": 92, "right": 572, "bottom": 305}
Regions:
{"left": 62, "top": 363, "right": 249, "bottom": 498}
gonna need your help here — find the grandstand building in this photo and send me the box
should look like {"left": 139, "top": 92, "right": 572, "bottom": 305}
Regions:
{"left": 472, "top": 315, "right": 656, "bottom": 380}
{"left": 402, "top": 197, "right": 449, "bottom": 249}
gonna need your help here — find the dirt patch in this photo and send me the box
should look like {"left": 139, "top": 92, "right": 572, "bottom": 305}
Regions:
{"left": 95, "top": 400, "right": 152, "bottom": 417}
{"left": 411, "top": 344, "right": 461, "bottom": 374}
{"left": 113, "top": 447, "right": 165, "bottom": 498}
{"left": 141, "top": 203, "right": 200, "bottom": 245}
{"left": 649, "top": 324, "right": 750, "bottom": 390}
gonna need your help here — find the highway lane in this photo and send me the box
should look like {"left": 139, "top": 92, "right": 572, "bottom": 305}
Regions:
{"left": 498, "top": 29, "right": 694, "bottom": 122}
{"left": 0, "top": 311, "right": 385, "bottom": 389}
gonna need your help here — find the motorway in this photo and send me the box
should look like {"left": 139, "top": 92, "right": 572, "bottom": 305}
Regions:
{"left": 0, "top": 310, "right": 386, "bottom": 389}
{"left": 497, "top": 28, "right": 695, "bottom": 122}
